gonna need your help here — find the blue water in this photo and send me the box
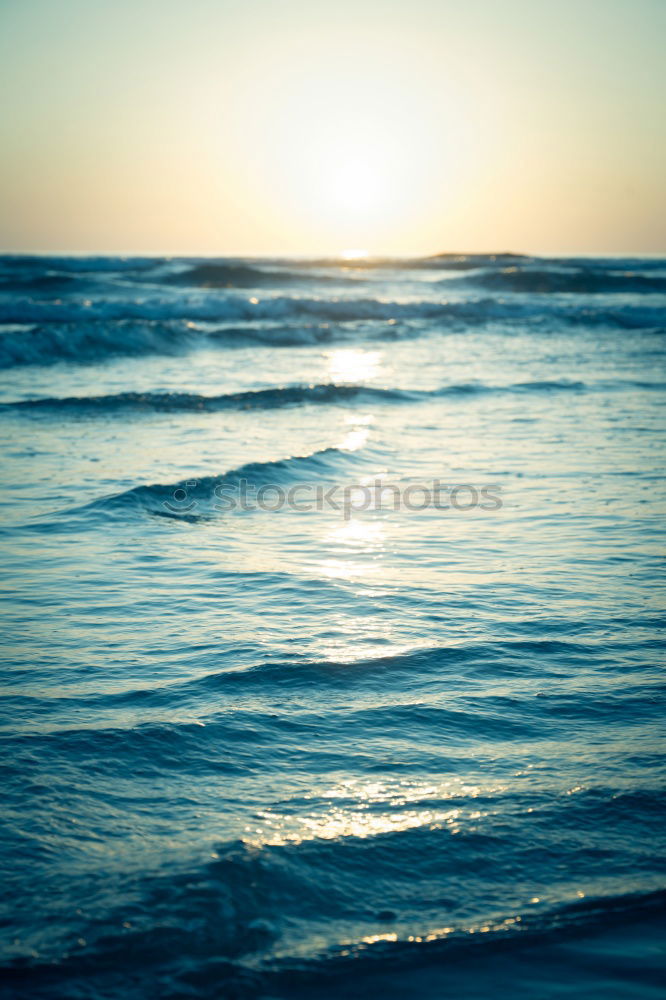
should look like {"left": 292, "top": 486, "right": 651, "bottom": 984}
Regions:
{"left": 0, "top": 253, "right": 664, "bottom": 998}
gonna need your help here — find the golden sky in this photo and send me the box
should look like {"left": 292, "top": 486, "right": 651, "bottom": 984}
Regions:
{"left": 1, "top": 0, "right": 664, "bottom": 255}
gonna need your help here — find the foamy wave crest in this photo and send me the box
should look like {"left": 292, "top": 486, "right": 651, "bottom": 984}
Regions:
{"left": 0, "top": 320, "right": 200, "bottom": 368}
{"left": 1, "top": 294, "right": 664, "bottom": 368}
{"left": 4, "top": 291, "right": 666, "bottom": 327}
{"left": 0, "top": 291, "right": 429, "bottom": 325}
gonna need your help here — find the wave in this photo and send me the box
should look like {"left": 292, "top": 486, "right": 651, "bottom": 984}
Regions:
{"left": 0, "top": 294, "right": 664, "bottom": 368}
{"left": 266, "top": 252, "right": 534, "bottom": 272}
{"left": 54, "top": 445, "right": 371, "bottom": 523}
{"left": 381, "top": 252, "right": 666, "bottom": 276}
{"left": 534, "top": 255, "right": 666, "bottom": 273}
{"left": 7, "top": 633, "right": 649, "bottom": 722}
{"left": 457, "top": 266, "right": 666, "bottom": 295}
{"left": 125, "top": 637, "right": 610, "bottom": 698}
{"left": 0, "top": 254, "right": 159, "bottom": 274}
{"left": 0, "top": 320, "right": 198, "bottom": 368}
{"left": 45, "top": 638, "right": 601, "bottom": 715}
{"left": 3, "top": 384, "right": 413, "bottom": 415}
{"left": 0, "top": 272, "right": 81, "bottom": 292}
{"left": 6, "top": 378, "right": 664, "bottom": 417}
{"left": 3, "top": 291, "right": 647, "bottom": 328}
{"left": 418, "top": 251, "right": 533, "bottom": 270}
{"left": 167, "top": 262, "right": 350, "bottom": 288}
{"left": 2, "top": 830, "right": 663, "bottom": 999}
{"left": 2, "top": 253, "right": 665, "bottom": 281}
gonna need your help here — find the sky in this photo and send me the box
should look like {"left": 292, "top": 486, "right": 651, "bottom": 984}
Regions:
{"left": 0, "top": 0, "right": 664, "bottom": 256}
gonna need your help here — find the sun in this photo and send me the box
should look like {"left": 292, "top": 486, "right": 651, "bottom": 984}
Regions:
{"left": 326, "top": 158, "right": 387, "bottom": 215}
{"left": 218, "top": 37, "right": 475, "bottom": 254}
{"left": 340, "top": 248, "right": 368, "bottom": 260}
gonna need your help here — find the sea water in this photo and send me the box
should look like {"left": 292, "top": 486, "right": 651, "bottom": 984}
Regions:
{"left": 0, "top": 253, "right": 664, "bottom": 998}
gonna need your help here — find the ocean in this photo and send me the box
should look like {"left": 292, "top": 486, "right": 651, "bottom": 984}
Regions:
{"left": 0, "top": 252, "right": 664, "bottom": 998}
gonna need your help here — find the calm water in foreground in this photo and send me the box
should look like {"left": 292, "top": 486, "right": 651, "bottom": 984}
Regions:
{"left": 0, "top": 253, "right": 664, "bottom": 998}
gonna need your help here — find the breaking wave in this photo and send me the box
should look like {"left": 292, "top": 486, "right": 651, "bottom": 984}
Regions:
{"left": 0, "top": 296, "right": 664, "bottom": 367}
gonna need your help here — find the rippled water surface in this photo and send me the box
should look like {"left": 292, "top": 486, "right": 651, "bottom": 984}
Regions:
{"left": 1, "top": 253, "right": 665, "bottom": 998}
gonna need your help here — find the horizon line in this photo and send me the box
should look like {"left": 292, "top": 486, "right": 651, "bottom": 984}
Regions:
{"left": 1, "top": 249, "right": 665, "bottom": 259}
